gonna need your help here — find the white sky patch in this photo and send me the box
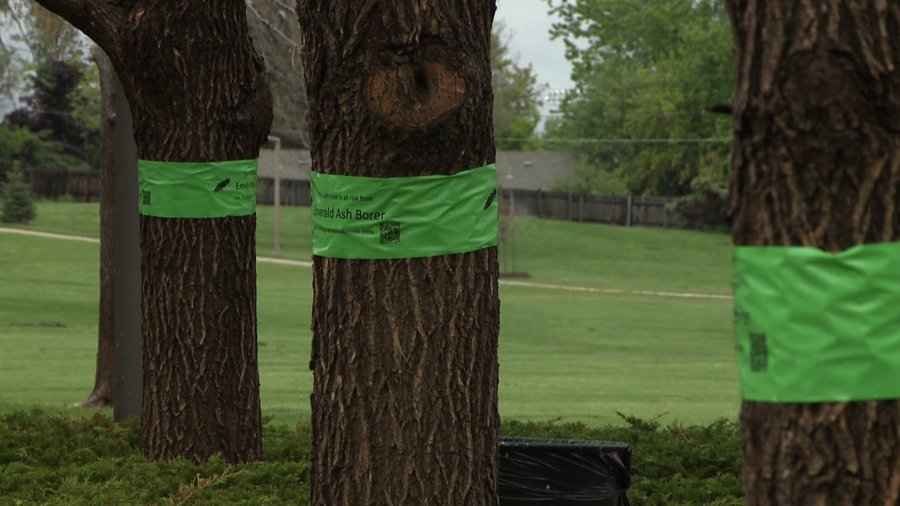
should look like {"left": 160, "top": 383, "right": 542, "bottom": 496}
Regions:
{"left": 495, "top": 0, "right": 574, "bottom": 93}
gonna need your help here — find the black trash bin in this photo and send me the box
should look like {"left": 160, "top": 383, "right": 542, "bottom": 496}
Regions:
{"left": 499, "top": 437, "right": 632, "bottom": 505}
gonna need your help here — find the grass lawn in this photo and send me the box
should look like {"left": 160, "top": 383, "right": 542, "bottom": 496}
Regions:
{"left": 0, "top": 201, "right": 738, "bottom": 426}
{"left": 11, "top": 201, "right": 733, "bottom": 294}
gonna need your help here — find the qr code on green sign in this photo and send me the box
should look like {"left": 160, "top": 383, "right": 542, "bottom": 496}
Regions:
{"left": 749, "top": 332, "right": 768, "bottom": 372}
{"left": 380, "top": 221, "right": 400, "bottom": 244}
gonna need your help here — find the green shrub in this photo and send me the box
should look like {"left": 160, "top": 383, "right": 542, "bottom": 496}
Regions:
{"left": 1, "top": 167, "right": 36, "bottom": 224}
{"left": 0, "top": 410, "right": 309, "bottom": 505}
{"left": 667, "top": 176, "right": 729, "bottom": 231}
{"left": 0, "top": 409, "right": 742, "bottom": 505}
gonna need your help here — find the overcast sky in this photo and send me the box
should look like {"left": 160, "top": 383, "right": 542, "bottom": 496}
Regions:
{"left": 495, "top": 0, "right": 574, "bottom": 94}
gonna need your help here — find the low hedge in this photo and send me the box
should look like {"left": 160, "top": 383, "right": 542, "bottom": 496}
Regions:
{"left": 0, "top": 410, "right": 742, "bottom": 505}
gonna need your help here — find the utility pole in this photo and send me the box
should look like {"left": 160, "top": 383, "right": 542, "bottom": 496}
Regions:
{"left": 112, "top": 72, "right": 141, "bottom": 422}
{"left": 268, "top": 135, "right": 282, "bottom": 257}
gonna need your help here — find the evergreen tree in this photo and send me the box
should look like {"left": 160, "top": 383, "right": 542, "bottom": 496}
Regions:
{"left": 1, "top": 166, "right": 36, "bottom": 224}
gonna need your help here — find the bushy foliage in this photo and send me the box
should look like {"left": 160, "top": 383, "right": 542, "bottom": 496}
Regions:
{"left": 7, "top": 60, "right": 84, "bottom": 145}
{"left": 1, "top": 409, "right": 742, "bottom": 505}
{"left": 667, "top": 176, "right": 730, "bottom": 231}
{"left": 0, "top": 410, "right": 310, "bottom": 505}
{"left": 492, "top": 22, "right": 544, "bottom": 151}
{"left": 3, "top": 59, "right": 100, "bottom": 169}
{"left": 545, "top": 0, "right": 734, "bottom": 196}
{"left": 0, "top": 2, "right": 101, "bottom": 171}
{"left": 0, "top": 125, "right": 90, "bottom": 182}
{"left": 554, "top": 158, "right": 630, "bottom": 196}
{"left": 1, "top": 167, "right": 36, "bottom": 223}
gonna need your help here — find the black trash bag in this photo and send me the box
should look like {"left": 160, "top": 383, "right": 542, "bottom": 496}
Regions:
{"left": 499, "top": 437, "right": 632, "bottom": 505}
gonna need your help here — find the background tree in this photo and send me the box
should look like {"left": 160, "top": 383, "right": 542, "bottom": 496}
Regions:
{"left": 80, "top": 45, "right": 115, "bottom": 408}
{"left": 726, "top": 1, "right": 900, "bottom": 503}
{"left": 1, "top": 0, "right": 85, "bottom": 63}
{"left": 297, "top": 0, "right": 500, "bottom": 503}
{"left": 35, "top": 0, "right": 273, "bottom": 463}
{"left": 246, "top": 0, "right": 308, "bottom": 146}
{"left": 1, "top": 165, "right": 36, "bottom": 223}
{"left": 0, "top": 14, "right": 25, "bottom": 112}
{"left": 0, "top": 126, "right": 84, "bottom": 181}
{"left": 0, "top": 0, "right": 85, "bottom": 111}
{"left": 546, "top": 0, "right": 734, "bottom": 196}
{"left": 492, "top": 21, "right": 542, "bottom": 150}
{"left": 6, "top": 61, "right": 90, "bottom": 148}
{"left": 1, "top": 0, "right": 99, "bottom": 177}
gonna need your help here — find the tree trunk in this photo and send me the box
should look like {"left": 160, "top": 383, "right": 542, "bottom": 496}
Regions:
{"left": 727, "top": 1, "right": 900, "bottom": 503}
{"left": 82, "top": 45, "right": 115, "bottom": 409}
{"left": 297, "top": 1, "right": 499, "bottom": 504}
{"left": 36, "top": 0, "right": 273, "bottom": 463}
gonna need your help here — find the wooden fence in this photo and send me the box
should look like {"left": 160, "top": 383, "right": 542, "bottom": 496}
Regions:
{"left": 29, "top": 171, "right": 675, "bottom": 228}
{"left": 258, "top": 180, "right": 675, "bottom": 228}
{"left": 28, "top": 170, "right": 101, "bottom": 202}
{"left": 500, "top": 189, "right": 673, "bottom": 228}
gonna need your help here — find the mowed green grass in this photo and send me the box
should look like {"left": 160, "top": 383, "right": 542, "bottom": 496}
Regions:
{"left": 0, "top": 202, "right": 738, "bottom": 426}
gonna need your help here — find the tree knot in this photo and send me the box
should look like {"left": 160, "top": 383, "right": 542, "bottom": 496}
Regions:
{"left": 366, "top": 62, "right": 466, "bottom": 128}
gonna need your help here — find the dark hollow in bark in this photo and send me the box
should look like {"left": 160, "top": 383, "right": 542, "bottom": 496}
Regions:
{"left": 298, "top": 1, "right": 500, "bottom": 504}
{"left": 726, "top": 1, "right": 900, "bottom": 504}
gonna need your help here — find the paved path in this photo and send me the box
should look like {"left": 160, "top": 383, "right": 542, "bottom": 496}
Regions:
{"left": 1, "top": 227, "right": 101, "bottom": 244}
{"left": 1, "top": 227, "right": 732, "bottom": 301}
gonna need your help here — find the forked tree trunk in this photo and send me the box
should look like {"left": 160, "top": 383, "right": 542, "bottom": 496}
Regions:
{"left": 82, "top": 45, "right": 115, "bottom": 409}
{"left": 297, "top": 1, "right": 500, "bottom": 504}
{"left": 37, "top": 0, "right": 273, "bottom": 462}
{"left": 727, "top": 1, "right": 900, "bottom": 503}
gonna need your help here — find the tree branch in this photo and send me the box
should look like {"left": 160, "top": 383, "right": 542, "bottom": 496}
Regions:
{"left": 4, "top": 2, "right": 39, "bottom": 61}
{"left": 33, "top": 0, "right": 123, "bottom": 57}
{"left": 246, "top": 0, "right": 298, "bottom": 49}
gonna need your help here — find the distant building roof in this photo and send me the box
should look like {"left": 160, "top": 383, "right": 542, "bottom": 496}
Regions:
{"left": 496, "top": 151, "right": 577, "bottom": 191}
{"left": 258, "top": 149, "right": 577, "bottom": 191}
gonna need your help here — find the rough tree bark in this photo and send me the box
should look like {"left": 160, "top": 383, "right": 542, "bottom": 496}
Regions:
{"left": 727, "top": 1, "right": 900, "bottom": 503}
{"left": 81, "top": 45, "right": 115, "bottom": 409}
{"left": 36, "top": 0, "right": 273, "bottom": 462}
{"left": 297, "top": 1, "right": 499, "bottom": 504}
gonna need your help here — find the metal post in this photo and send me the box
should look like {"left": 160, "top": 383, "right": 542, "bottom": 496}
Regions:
{"left": 626, "top": 195, "right": 633, "bottom": 227}
{"left": 268, "top": 135, "right": 282, "bottom": 257}
{"left": 112, "top": 71, "right": 142, "bottom": 422}
{"left": 509, "top": 188, "right": 516, "bottom": 273}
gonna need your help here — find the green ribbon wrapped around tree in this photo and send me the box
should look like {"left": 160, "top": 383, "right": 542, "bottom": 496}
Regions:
{"left": 734, "top": 243, "right": 900, "bottom": 403}
{"left": 310, "top": 164, "right": 499, "bottom": 259}
{"left": 138, "top": 159, "right": 258, "bottom": 218}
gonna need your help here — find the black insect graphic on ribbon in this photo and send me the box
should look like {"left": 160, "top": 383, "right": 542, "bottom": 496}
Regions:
{"left": 483, "top": 189, "right": 497, "bottom": 210}
{"left": 214, "top": 178, "right": 231, "bottom": 192}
